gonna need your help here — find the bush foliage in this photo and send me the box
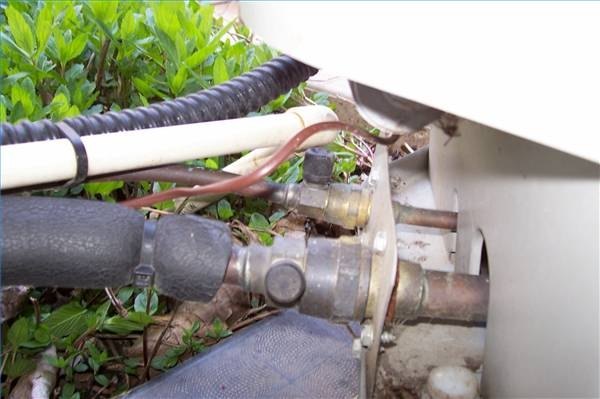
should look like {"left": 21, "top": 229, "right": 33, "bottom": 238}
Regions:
{"left": 0, "top": 2, "right": 364, "bottom": 398}
{"left": 0, "top": 1, "right": 278, "bottom": 123}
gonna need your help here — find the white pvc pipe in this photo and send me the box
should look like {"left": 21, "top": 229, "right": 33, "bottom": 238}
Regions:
{"left": 1, "top": 106, "right": 338, "bottom": 189}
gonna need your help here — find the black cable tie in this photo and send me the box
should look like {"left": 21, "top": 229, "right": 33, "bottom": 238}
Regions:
{"left": 133, "top": 220, "right": 157, "bottom": 288}
{"left": 57, "top": 121, "right": 88, "bottom": 187}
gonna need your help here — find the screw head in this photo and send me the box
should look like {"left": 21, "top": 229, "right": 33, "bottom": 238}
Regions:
{"left": 373, "top": 231, "right": 387, "bottom": 255}
{"left": 264, "top": 262, "right": 306, "bottom": 307}
{"left": 360, "top": 324, "right": 374, "bottom": 348}
{"left": 380, "top": 331, "right": 397, "bottom": 344}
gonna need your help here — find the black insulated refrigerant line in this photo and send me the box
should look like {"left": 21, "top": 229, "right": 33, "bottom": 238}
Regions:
{"left": 1, "top": 196, "right": 233, "bottom": 303}
{"left": 1, "top": 55, "right": 317, "bottom": 145}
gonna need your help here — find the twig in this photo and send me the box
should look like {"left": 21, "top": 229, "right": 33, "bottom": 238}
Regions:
{"left": 245, "top": 304, "right": 267, "bottom": 317}
{"left": 30, "top": 296, "right": 41, "bottom": 326}
{"left": 0, "top": 352, "right": 9, "bottom": 376}
{"left": 91, "top": 375, "right": 117, "bottom": 399}
{"left": 226, "top": 31, "right": 252, "bottom": 44}
{"left": 336, "top": 141, "right": 365, "bottom": 159}
{"left": 231, "top": 309, "right": 280, "bottom": 332}
{"left": 402, "top": 143, "right": 415, "bottom": 154}
{"left": 335, "top": 141, "right": 373, "bottom": 169}
{"left": 141, "top": 302, "right": 180, "bottom": 382}
{"left": 351, "top": 135, "right": 375, "bottom": 160}
{"left": 95, "top": 334, "right": 139, "bottom": 340}
{"left": 140, "top": 207, "right": 173, "bottom": 216}
{"left": 104, "top": 288, "right": 128, "bottom": 317}
{"left": 142, "top": 287, "right": 153, "bottom": 376}
{"left": 95, "top": 39, "right": 111, "bottom": 93}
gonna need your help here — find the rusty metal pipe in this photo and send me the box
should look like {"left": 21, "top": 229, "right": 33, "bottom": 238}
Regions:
{"left": 393, "top": 261, "right": 489, "bottom": 323}
{"left": 393, "top": 202, "right": 458, "bottom": 231}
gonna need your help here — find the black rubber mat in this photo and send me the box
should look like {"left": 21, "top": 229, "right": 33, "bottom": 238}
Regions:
{"left": 123, "top": 310, "right": 359, "bottom": 398}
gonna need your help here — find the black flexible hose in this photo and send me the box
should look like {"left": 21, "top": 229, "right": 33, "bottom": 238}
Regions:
{"left": 1, "top": 196, "right": 232, "bottom": 302}
{"left": 1, "top": 55, "right": 317, "bottom": 145}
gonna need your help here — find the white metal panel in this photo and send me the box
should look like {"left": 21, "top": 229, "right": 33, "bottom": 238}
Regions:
{"left": 429, "top": 121, "right": 599, "bottom": 397}
{"left": 240, "top": 1, "right": 600, "bottom": 164}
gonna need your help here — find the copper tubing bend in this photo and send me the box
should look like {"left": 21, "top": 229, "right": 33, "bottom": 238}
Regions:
{"left": 392, "top": 261, "right": 489, "bottom": 323}
{"left": 120, "top": 122, "right": 398, "bottom": 209}
{"left": 105, "top": 165, "right": 284, "bottom": 200}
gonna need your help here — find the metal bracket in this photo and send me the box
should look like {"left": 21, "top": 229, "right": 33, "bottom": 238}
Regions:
{"left": 361, "top": 145, "right": 398, "bottom": 396}
{"left": 133, "top": 220, "right": 157, "bottom": 288}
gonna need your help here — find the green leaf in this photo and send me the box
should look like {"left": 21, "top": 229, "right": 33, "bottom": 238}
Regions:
{"left": 95, "top": 373, "right": 110, "bottom": 387}
{"left": 64, "top": 63, "right": 85, "bottom": 82}
{"left": 35, "top": 4, "right": 53, "bottom": 58}
{"left": 198, "top": 4, "right": 215, "bottom": 38}
{"left": 207, "top": 318, "right": 231, "bottom": 340}
{"left": 101, "top": 312, "right": 152, "bottom": 335}
{"left": 89, "top": 0, "right": 119, "bottom": 27}
{"left": 217, "top": 199, "right": 234, "bottom": 220}
{"left": 183, "top": 20, "right": 234, "bottom": 70}
{"left": 212, "top": 55, "right": 229, "bottom": 85}
{"left": 151, "top": 3, "right": 183, "bottom": 41}
{"left": 49, "top": 92, "right": 79, "bottom": 120}
{"left": 67, "top": 33, "right": 88, "bottom": 63}
{"left": 94, "top": 301, "right": 111, "bottom": 327}
{"left": 45, "top": 355, "right": 68, "bottom": 369}
{"left": 249, "top": 213, "right": 269, "bottom": 229}
{"left": 154, "top": 28, "right": 179, "bottom": 64}
{"left": 204, "top": 158, "right": 218, "bottom": 170}
{"left": 3, "top": 353, "right": 36, "bottom": 378}
{"left": 60, "top": 383, "right": 80, "bottom": 399}
{"left": 45, "top": 302, "right": 90, "bottom": 338}
{"left": 167, "top": 67, "right": 188, "bottom": 96}
{"left": 0, "top": 31, "right": 31, "bottom": 61}
{"left": 151, "top": 345, "right": 186, "bottom": 371}
{"left": 6, "top": 5, "right": 36, "bottom": 56}
{"left": 116, "top": 287, "right": 134, "bottom": 304}
{"left": 33, "top": 325, "right": 51, "bottom": 343}
{"left": 123, "top": 357, "right": 140, "bottom": 374}
{"left": 269, "top": 210, "right": 287, "bottom": 226}
{"left": 120, "top": 9, "right": 137, "bottom": 41}
{"left": 4, "top": 72, "right": 30, "bottom": 86}
{"left": 83, "top": 180, "right": 123, "bottom": 199}
{"left": 0, "top": 95, "right": 7, "bottom": 123}
{"left": 134, "top": 290, "right": 159, "bottom": 315}
{"left": 249, "top": 212, "right": 274, "bottom": 245}
{"left": 73, "top": 361, "right": 88, "bottom": 373}
{"left": 11, "top": 82, "right": 35, "bottom": 117}
{"left": 133, "top": 76, "right": 166, "bottom": 100}
{"left": 54, "top": 31, "right": 88, "bottom": 68}
{"left": 7, "top": 317, "right": 31, "bottom": 350}
{"left": 189, "top": 320, "right": 201, "bottom": 335}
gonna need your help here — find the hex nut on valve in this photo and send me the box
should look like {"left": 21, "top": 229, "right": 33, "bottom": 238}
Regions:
{"left": 264, "top": 262, "right": 306, "bottom": 307}
{"left": 304, "top": 147, "right": 334, "bottom": 185}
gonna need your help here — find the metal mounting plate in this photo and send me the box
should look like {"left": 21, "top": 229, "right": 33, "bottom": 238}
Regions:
{"left": 362, "top": 145, "right": 398, "bottom": 395}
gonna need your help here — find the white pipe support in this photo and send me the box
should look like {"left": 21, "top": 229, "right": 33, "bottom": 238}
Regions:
{"left": 1, "top": 105, "right": 338, "bottom": 190}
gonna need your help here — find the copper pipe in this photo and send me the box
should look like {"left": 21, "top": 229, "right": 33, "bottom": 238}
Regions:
{"left": 120, "top": 122, "right": 399, "bottom": 208}
{"left": 393, "top": 261, "right": 489, "bottom": 323}
{"left": 102, "top": 165, "right": 283, "bottom": 200}
{"left": 393, "top": 203, "right": 458, "bottom": 231}
{"left": 420, "top": 270, "right": 489, "bottom": 322}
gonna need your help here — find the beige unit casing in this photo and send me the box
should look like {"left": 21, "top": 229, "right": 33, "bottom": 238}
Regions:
{"left": 241, "top": 2, "right": 600, "bottom": 397}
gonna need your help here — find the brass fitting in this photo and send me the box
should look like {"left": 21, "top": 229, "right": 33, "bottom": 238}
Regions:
{"left": 226, "top": 234, "right": 371, "bottom": 321}
{"left": 279, "top": 183, "right": 372, "bottom": 229}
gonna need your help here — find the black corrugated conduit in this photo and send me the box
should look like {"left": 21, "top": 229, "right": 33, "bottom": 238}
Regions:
{"left": 1, "top": 55, "right": 317, "bottom": 145}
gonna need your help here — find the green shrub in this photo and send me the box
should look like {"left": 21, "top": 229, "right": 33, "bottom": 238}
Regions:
{"left": 0, "top": 1, "right": 278, "bottom": 123}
